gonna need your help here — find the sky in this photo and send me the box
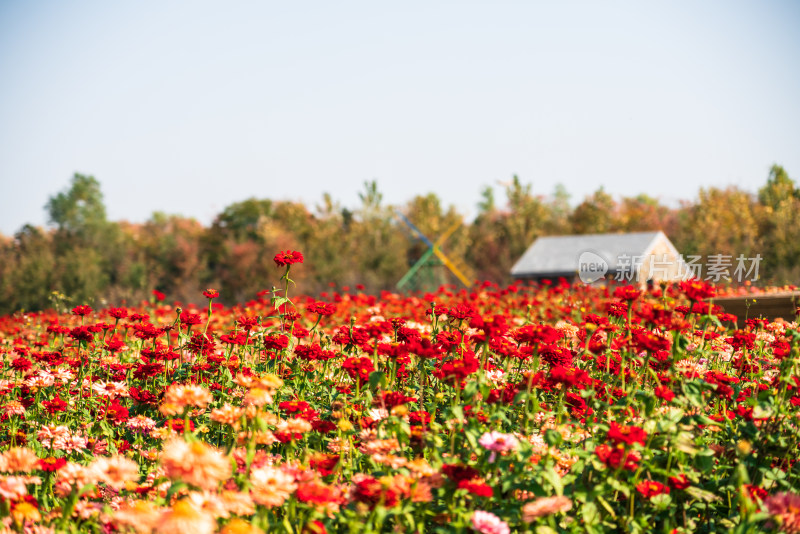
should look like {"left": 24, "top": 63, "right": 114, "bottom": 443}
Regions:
{"left": 1, "top": 0, "right": 799, "bottom": 235}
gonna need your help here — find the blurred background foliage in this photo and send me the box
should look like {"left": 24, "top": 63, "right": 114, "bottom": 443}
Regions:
{"left": 1, "top": 165, "right": 798, "bottom": 313}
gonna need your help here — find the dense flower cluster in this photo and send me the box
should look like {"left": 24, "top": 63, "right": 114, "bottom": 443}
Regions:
{"left": 0, "top": 258, "right": 798, "bottom": 533}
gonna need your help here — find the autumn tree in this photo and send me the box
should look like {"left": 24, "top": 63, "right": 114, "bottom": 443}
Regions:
{"left": 756, "top": 164, "right": 800, "bottom": 284}
{"left": 569, "top": 187, "right": 616, "bottom": 234}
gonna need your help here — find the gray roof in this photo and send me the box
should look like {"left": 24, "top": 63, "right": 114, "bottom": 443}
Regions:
{"left": 510, "top": 231, "right": 670, "bottom": 278}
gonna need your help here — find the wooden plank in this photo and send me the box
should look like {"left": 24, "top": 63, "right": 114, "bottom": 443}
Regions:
{"left": 710, "top": 292, "right": 800, "bottom": 323}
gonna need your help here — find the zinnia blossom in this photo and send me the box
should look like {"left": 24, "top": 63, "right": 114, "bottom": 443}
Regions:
{"left": 92, "top": 455, "right": 140, "bottom": 491}
{"left": 471, "top": 510, "right": 510, "bottom": 534}
{"left": 161, "top": 384, "right": 213, "bottom": 416}
{"left": 635, "top": 480, "right": 670, "bottom": 498}
{"left": 764, "top": 492, "right": 800, "bottom": 534}
{"left": 0, "top": 447, "right": 39, "bottom": 473}
{"left": 250, "top": 466, "right": 297, "bottom": 508}
{"left": 521, "top": 495, "right": 573, "bottom": 521}
{"left": 478, "top": 431, "right": 519, "bottom": 462}
{"left": 607, "top": 422, "right": 647, "bottom": 446}
{"left": 273, "top": 250, "right": 304, "bottom": 267}
{"left": 155, "top": 500, "right": 216, "bottom": 534}
{"left": 160, "top": 439, "right": 231, "bottom": 491}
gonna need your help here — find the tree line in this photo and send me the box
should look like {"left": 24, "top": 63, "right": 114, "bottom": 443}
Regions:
{"left": 0, "top": 165, "right": 797, "bottom": 314}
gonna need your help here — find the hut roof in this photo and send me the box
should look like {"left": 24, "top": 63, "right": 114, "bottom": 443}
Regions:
{"left": 510, "top": 231, "right": 675, "bottom": 278}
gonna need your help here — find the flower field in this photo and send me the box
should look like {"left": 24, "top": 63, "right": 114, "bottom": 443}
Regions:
{"left": 1, "top": 252, "right": 799, "bottom": 533}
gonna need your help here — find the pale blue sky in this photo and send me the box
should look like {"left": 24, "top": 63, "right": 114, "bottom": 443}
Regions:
{"left": 1, "top": 1, "right": 799, "bottom": 235}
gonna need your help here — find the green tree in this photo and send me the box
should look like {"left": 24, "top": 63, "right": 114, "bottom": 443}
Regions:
{"left": 0, "top": 226, "right": 57, "bottom": 313}
{"left": 756, "top": 164, "right": 800, "bottom": 284}
{"left": 45, "top": 173, "right": 109, "bottom": 248}
{"left": 351, "top": 181, "right": 408, "bottom": 291}
{"left": 674, "top": 187, "right": 761, "bottom": 268}
{"left": 615, "top": 194, "right": 678, "bottom": 234}
{"left": 569, "top": 187, "right": 616, "bottom": 234}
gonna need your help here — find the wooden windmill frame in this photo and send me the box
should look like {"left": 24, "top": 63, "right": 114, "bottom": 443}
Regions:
{"left": 395, "top": 211, "right": 474, "bottom": 291}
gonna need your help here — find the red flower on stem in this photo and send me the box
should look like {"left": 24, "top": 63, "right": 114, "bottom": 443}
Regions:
{"left": 607, "top": 422, "right": 648, "bottom": 446}
{"left": 202, "top": 289, "right": 219, "bottom": 299}
{"left": 274, "top": 250, "right": 304, "bottom": 267}
{"left": 71, "top": 305, "right": 93, "bottom": 316}
{"left": 636, "top": 480, "right": 670, "bottom": 497}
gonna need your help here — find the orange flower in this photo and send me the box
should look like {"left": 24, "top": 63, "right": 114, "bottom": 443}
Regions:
{"left": 521, "top": 496, "right": 573, "bottom": 521}
{"left": 155, "top": 500, "right": 216, "bottom": 534}
{"left": 0, "top": 447, "right": 39, "bottom": 473}
{"left": 249, "top": 466, "right": 297, "bottom": 508}
{"left": 92, "top": 455, "right": 140, "bottom": 491}
{"left": 220, "top": 518, "right": 264, "bottom": 534}
{"left": 160, "top": 439, "right": 231, "bottom": 491}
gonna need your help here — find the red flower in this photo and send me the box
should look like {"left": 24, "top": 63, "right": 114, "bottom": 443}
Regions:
{"left": 595, "top": 444, "right": 640, "bottom": 471}
{"left": 727, "top": 331, "right": 756, "bottom": 351}
{"left": 68, "top": 326, "right": 94, "bottom": 343}
{"left": 433, "top": 353, "right": 479, "bottom": 384}
{"left": 458, "top": 480, "right": 494, "bottom": 497}
{"left": 442, "top": 464, "right": 481, "bottom": 483}
{"left": 668, "top": 474, "right": 690, "bottom": 490}
{"left": 607, "top": 422, "right": 647, "bottom": 446}
{"left": 743, "top": 484, "right": 768, "bottom": 501}
{"left": 152, "top": 290, "right": 166, "bottom": 301}
{"left": 42, "top": 395, "right": 67, "bottom": 415}
{"left": 263, "top": 334, "right": 289, "bottom": 352}
{"left": 279, "top": 400, "right": 311, "bottom": 414}
{"left": 513, "top": 324, "right": 562, "bottom": 345}
{"left": 636, "top": 480, "right": 670, "bottom": 498}
{"left": 448, "top": 304, "right": 477, "bottom": 321}
{"left": 202, "top": 288, "right": 219, "bottom": 299}
{"left": 108, "top": 307, "right": 129, "bottom": 319}
{"left": 38, "top": 457, "right": 67, "bottom": 472}
{"left": 71, "top": 305, "right": 93, "bottom": 316}
{"left": 352, "top": 476, "right": 398, "bottom": 509}
{"left": 307, "top": 302, "right": 336, "bottom": 316}
{"left": 633, "top": 331, "right": 671, "bottom": 353}
{"left": 296, "top": 481, "right": 342, "bottom": 506}
{"left": 303, "top": 521, "right": 328, "bottom": 534}
{"left": 309, "top": 453, "right": 339, "bottom": 477}
{"left": 654, "top": 385, "right": 675, "bottom": 402}
{"left": 679, "top": 280, "right": 716, "bottom": 301}
{"left": 164, "top": 418, "right": 194, "bottom": 432}
{"left": 613, "top": 286, "right": 641, "bottom": 301}
{"left": 10, "top": 357, "right": 32, "bottom": 372}
{"left": 539, "top": 345, "right": 574, "bottom": 367}
{"left": 274, "top": 250, "right": 304, "bottom": 266}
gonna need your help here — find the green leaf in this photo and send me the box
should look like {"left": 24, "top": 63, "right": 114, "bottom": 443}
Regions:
{"left": 650, "top": 493, "right": 672, "bottom": 510}
{"left": 582, "top": 502, "right": 600, "bottom": 525}
{"left": 544, "top": 428, "right": 563, "bottom": 447}
{"left": 607, "top": 477, "right": 630, "bottom": 497}
{"left": 464, "top": 429, "right": 479, "bottom": 451}
{"left": 272, "top": 296, "right": 290, "bottom": 309}
{"left": 368, "top": 371, "right": 386, "bottom": 390}
{"left": 541, "top": 466, "right": 564, "bottom": 495}
{"left": 685, "top": 486, "right": 721, "bottom": 502}
{"left": 596, "top": 495, "right": 617, "bottom": 518}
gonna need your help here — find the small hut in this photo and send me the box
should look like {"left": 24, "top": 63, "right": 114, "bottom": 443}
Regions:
{"left": 510, "top": 231, "right": 686, "bottom": 286}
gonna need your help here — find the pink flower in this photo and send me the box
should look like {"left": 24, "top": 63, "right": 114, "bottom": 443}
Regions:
{"left": 478, "top": 431, "right": 519, "bottom": 462}
{"left": 764, "top": 492, "right": 800, "bottom": 534}
{"left": 471, "top": 510, "right": 509, "bottom": 534}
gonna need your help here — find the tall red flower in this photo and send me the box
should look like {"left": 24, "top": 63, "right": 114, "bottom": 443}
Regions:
{"left": 71, "top": 305, "right": 93, "bottom": 316}
{"left": 202, "top": 288, "right": 219, "bottom": 299}
{"left": 274, "top": 250, "right": 304, "bottom": 266}
{"left": 607, "top": 422, "right": 647, "bottom": 446}
{"left": 636, "top": 480, "right": 670, "bottom": 497}
{"left": 679, "top": 280, "right": 716, "bottom": 301}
